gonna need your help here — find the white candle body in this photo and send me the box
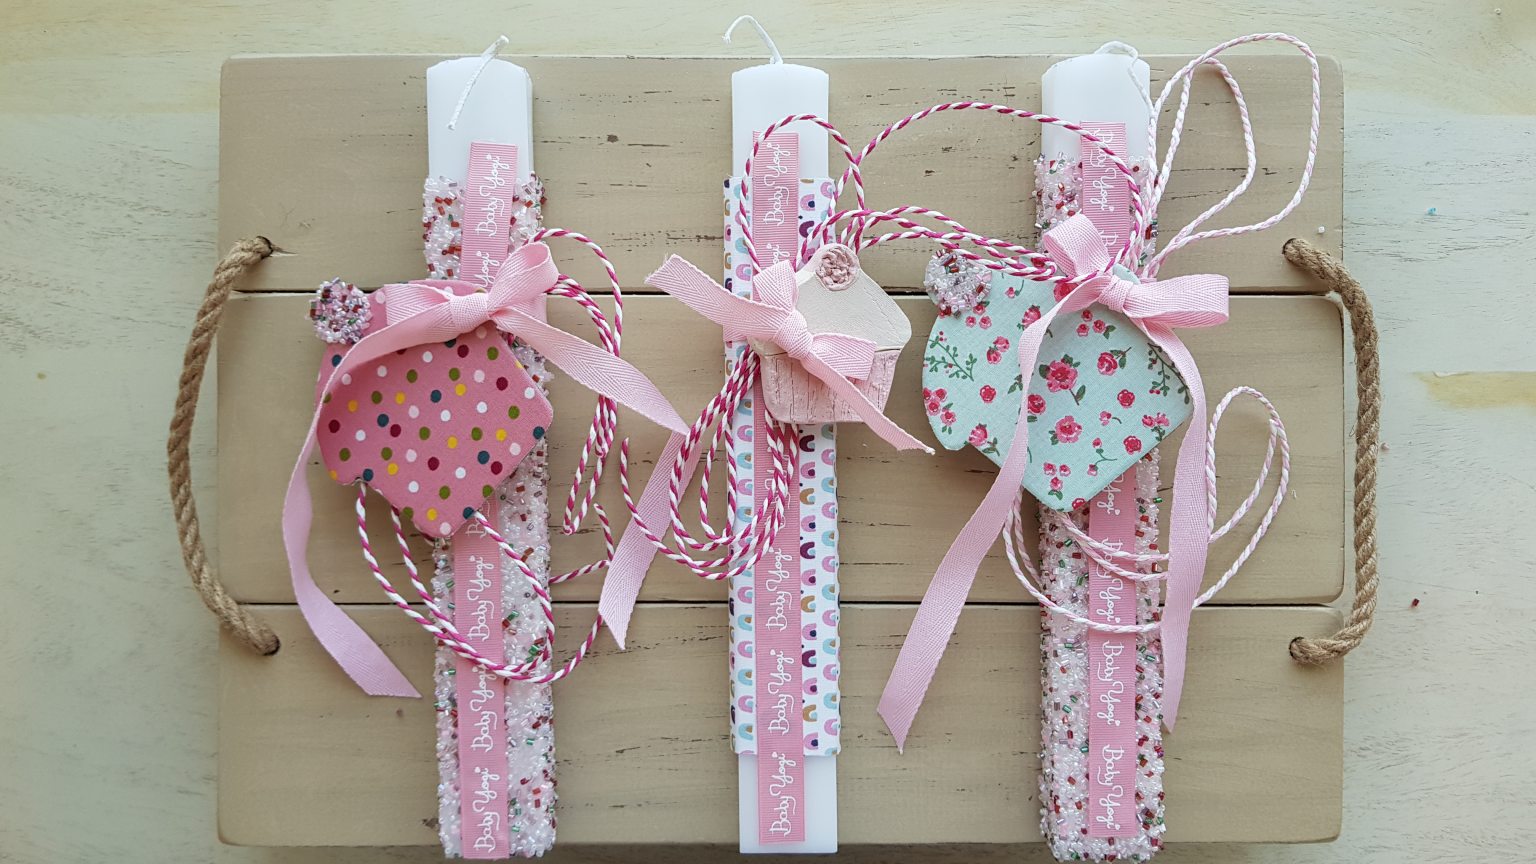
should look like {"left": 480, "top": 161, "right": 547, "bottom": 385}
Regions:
{"left": 1041, "top": 51, "right": 1151, "bottom": 163}
{"left": 731, "top": 62, "right": 829, "bottom": 178}
{"left": 426, "top": 57, "right": 534, "bottom": 183}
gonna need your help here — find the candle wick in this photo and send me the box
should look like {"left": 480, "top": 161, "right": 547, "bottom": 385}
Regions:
{"left": 447, "top": 35, "right": 511, "bottom": 131}
{"left": 723, "top": 15, "right": 783, "bottom": 64}
{"left": 1095, "top": 40, "right": 1140, "bottom": 60}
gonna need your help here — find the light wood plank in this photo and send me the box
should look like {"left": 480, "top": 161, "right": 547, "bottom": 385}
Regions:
{"left": 218, "top": 604, "right": 1342, "bottom": 847}
{"left": 217, "top": 294, "right": 1343, "bottom": 605}
{"left": 219, "top": 55, "right": 1341, "bottom": 295}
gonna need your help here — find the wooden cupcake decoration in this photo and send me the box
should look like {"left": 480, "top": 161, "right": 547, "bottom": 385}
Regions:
{"left": 752, "top": 243, "right": 911, "bottom": 424}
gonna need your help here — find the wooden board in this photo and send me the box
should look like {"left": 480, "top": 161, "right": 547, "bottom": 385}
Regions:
{"left": 219, "top": 604, "right": 1343, "bottom": 847}
{"left": 217, "top": 293, "right": 1344, "bottom": 605}
{"left": 213, "top": 54, "right": 1347, "bottom": 851}
{"left": 219, "top": 55, "right": 1342, "bottom": 296}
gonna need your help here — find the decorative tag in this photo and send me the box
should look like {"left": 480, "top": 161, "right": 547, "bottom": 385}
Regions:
{"left": 920, "top": 265, "right": 1189, "bottom": 511}
{"left": 314, "top": 305, "right": 553, "bottom": 538}
{"left": 753, "top": 244, "right": 911, "bottom": 425}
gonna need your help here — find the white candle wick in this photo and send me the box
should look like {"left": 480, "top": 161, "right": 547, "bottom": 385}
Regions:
{"left": 723, "top": 15, "right": 783, "bottom": 64}
{"left": 1095, "top": 40, "right": 1140, "bottom": 59}
{"left": 446, "top": 35, "right": 511, "bottom": 131}
{"left": 1096, "top": 41, "right": 1153, "bottom": 133}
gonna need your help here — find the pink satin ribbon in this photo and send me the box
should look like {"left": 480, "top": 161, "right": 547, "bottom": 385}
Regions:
{"left": 649, "top": 254, "right": 929, "bottom": 453}
{"left": 284, "top": 241, "right": 688, "bottom": 696}
{"left": 597, "top": 255, "right": 930, "bottom": 648}
{"left": 877, "top": 213, "right": 1229, "bottom": 748}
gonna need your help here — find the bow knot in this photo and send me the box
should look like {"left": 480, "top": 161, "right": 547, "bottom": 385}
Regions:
{"left": 447, "top": 290, "right": 492, "bottom": 334}
{"left": 1094, "top": 271, "right": 1138, "bottom": 315}
{"left": 773, "top": 308, "right": 817, "bottom": 362}
{"left": 1044, "top": 213, "right": 1230, "bottom": 329}
{"left": 385, "top": 241, "right": 553, "bottom": 335}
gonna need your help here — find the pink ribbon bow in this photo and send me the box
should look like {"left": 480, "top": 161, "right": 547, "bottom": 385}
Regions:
{"left": 878, "top": 212, "right": 1229, "bottom": 749}
{"left": 595, "top": 255, "right": 931, "bottom": 648}
{"left": 647, "top": 254, "right": 931, "bottom": 453}
{"left": 284, "top": 241, "right": 688, "bottom": 697}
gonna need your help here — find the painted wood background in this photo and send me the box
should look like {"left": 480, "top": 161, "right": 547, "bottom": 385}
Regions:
{"left": 2, "top": 2, "right": 1533, "bottom": 863}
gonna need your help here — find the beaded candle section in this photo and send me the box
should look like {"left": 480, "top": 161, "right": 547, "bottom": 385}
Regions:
{"left": 1034, "top": 149, "right": 1165, "bottom": 862}
{"left": 1038, "top": 464, "right": 1165, "bottom": 861}
{"left": 423, "top": 175, "right": 559, "bottom": 858}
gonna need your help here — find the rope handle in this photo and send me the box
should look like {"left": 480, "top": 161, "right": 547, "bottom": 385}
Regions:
{"left": 1283, "top": 238, "right": 1380, "bottom": 664}
{"left": 169, "top": 237, "right": 281, "bottom": 656}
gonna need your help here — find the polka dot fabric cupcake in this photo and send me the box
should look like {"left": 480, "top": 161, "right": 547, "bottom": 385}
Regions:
{"left": 315, "top": 287, "right": 553, "bottom": 539}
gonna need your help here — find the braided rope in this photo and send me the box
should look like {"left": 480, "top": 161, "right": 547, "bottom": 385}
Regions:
{"left": 1283, "top": 238, "right": 1381, "bottom": 664}
{"left": 168, "top": 237, "right": 281, "bottom": 655}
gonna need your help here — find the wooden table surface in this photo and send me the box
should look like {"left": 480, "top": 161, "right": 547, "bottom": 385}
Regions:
{"left": 2, "top": 2, "right": 1533, "bottom": 863}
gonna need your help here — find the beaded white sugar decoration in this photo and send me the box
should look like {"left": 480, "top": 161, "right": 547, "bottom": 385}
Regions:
{"left": 309, "top": 278, "right": 371, "bottom": 343}
{"left": 923, "top": 251, "right": 992, "bottom": 317}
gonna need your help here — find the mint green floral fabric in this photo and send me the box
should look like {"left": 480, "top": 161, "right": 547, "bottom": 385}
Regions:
{"left": 921, "top": 268, "right": 1191, "bottom": 511}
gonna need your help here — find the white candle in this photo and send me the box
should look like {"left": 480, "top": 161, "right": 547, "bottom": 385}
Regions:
{"left": 725, "top": 16, "right": 837, "bottom": 855}
{"left": 727, "top": 16, "right": 829, "bottom": 178}
{"left": 426, "top": 47, "right": 533, "bottom": 183}
{"left": 1041, "top": 42, "right": 1151, "bottom": 164}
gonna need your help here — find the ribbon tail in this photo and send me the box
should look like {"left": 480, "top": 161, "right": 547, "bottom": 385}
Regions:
{"left": 800, "top": 354, "right": 932, "bottom": 453}
{"left": 1146, "top": 326, "right": 1210, "bottom": 729}
{"left": 278, "top": 315, "right": 472, "bottom": 697}
{"left": 500, "top": 312, "right": 688, "bottom": 434}
{"left": 878, "top": 306, "right": 1061, "bottom": 749}
{"left": 599, "top": 432, "right": 702, "bottom": 647}
{"left": 648, "top": 255, "right": 785, "bottom": 340}
{"left": 283, "top": 436, "right": 419, "bottom": 697}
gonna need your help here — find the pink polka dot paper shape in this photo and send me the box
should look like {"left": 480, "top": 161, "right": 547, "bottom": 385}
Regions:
{"left": 314, "top": 285, "right": 553, "bottom": 539}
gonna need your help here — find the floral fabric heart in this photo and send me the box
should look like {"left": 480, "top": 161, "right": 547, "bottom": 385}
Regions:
{"left": 921, "top": 262, "right": 1191, "bottom": 511}
{"left": 314, "top": 284, "right": 554, "bottom": 539}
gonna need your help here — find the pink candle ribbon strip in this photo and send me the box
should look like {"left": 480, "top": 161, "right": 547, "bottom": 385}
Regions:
{"left": 878, "top": 211, "right": 1228, "bottom": 748}
{"left": 284, "top": 240, "right": 688, "bottom": 696}
{"left": 750, "top": 377, "right": 807, "bottom": 843}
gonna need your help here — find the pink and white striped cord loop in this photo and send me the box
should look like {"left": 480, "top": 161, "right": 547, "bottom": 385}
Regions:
{"left": 1003, "top": 386, "right": 1292, "bottom": 634}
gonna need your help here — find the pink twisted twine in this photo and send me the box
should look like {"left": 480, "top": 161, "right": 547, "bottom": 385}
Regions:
{"left": 1143, "top": 34, "right": 1321, "bottom": 277}
{"left": 737, "top": 114, "right": 864, "bottom": 271}
{"left": 610, "top": 103, "right": 1156, "bottom": 589}
{"left": 1001, "top": 386, "right": 1291, "bottom": 634}
{"left": 533, "top": 227, "right": 624, "bottom": 535}
{"left": 354, "top": 484, "right": 604, "bottom": 683}
{"left": 612, "top": 117, "right": 841, "bottom": 584}
{"left": 615, "top": 352, "right": 798, "bottom": 581}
